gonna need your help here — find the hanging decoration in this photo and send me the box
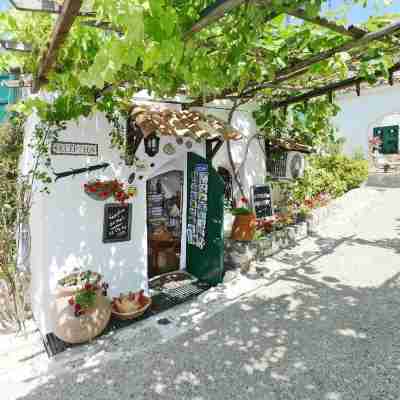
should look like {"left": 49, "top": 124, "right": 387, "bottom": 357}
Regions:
{"left": 53, "top": 162, "right": 109, "bottom": 181}
{"left": 84, "top": 179, "right": 136, "bottom": 203}
{"left": 163, "top": 143, "right": 176, "bottom": 155}
{"left": 144, "top": 133, "right": 160, "bottom": 157}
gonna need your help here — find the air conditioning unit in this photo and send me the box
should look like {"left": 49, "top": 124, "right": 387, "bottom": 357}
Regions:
{"left": 266, "top": 151, "right": 305, "bottom": 180}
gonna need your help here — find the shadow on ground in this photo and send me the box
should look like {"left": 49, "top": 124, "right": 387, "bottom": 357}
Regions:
{"left": 17, "top": 242, "right": 400, "bottom": 400}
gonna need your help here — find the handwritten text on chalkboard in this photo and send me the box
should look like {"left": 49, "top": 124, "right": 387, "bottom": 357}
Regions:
{"left": 251, "top": 185, "right": 273, "bottom": 220}
{"left": 103, "top": 203, "right": 132, "bottom": 243}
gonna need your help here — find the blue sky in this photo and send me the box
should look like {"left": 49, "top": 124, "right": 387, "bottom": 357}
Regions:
{"left": 327, "top": 0, "right": 400, "bottom": 23}
{"left": 0, "top": 0, "right": 399, "bottom": 23}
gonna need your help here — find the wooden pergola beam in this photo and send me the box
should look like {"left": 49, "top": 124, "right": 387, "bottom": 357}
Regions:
{"left": 9, "top": 0, "right": 93, "bottom": 17}
{"left": 33, "top": 0, "right": 83, "bottom": 93}
{"left": 271, "top": 62, "right": 400, "bottom": 109}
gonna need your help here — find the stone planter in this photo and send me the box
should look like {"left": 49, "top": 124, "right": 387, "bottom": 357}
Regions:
{"left": 225, "top": 222, "right": 308, "bottom": 270}
{"left": 231, "top": 213, "right": 257, "bottom": 241}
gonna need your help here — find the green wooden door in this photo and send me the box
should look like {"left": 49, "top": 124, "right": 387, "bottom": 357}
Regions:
{"left": 186, "top": 152, "right": 224, "bottom": 286}
{"left": 373, "top": 125, "right": 399, "bottom": 154}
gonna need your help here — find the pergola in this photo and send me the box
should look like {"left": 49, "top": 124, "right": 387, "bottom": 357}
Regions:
{"left": 4, "top": 0, "right": 400, "bottom": 108}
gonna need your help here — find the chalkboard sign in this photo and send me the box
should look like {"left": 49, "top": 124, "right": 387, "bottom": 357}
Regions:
{"left": 251, "top": 184, "right": 273, "bottom": 220}
{"left": 103, "top": 203, "right": 132, "bottom": 243}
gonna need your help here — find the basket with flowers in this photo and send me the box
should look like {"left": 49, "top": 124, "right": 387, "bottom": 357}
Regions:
{"left": 84, "top": 179, "right": 136, "bottom": 203}
{"left": 111, "top": 290, "right": 152, "bottom": 320}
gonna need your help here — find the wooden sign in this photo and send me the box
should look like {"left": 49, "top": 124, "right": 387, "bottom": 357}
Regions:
{"left": 251, "top": 184, "right": 273, "bottom": 220}
{"left": 51, "top": 141, "right": 98, "bottom": 156}
{"left": 103, "top": 203, "right": 132, "bottom": 243}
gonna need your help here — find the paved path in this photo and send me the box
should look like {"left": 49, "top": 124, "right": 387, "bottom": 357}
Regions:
{"left": 5, "top": 187, "right": 400, "bottom": 400}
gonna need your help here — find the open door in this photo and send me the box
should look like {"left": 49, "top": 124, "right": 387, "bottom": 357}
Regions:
{"left": 186, "top": 152, "right": 224, "bottom": 285}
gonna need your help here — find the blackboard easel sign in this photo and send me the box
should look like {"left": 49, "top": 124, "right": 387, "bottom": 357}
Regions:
{"left": 103, "top": 203, "right": 132, "bottom": 243}
{"left": 251, "top": 184, "right": 273, "bottom": 220}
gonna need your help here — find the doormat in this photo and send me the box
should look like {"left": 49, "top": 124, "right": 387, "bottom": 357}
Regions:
{"left": 149, "top": 271, "right": 211, "bottom": 313}
{"left": 42, "top": 272, "right": 210, "bottom": 357}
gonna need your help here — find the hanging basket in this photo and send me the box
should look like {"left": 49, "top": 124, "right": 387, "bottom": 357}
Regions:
{"left": 84, "top": 180, "right": 116, "bottom": 201}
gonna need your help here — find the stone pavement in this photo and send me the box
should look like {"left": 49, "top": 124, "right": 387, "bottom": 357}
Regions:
{"left": 3, "top": 187, "right": 400, "bottom": 400}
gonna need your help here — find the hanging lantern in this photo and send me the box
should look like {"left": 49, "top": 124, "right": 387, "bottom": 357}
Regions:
{"left": 144, "top": 133, "right": 160, "bottom": 157}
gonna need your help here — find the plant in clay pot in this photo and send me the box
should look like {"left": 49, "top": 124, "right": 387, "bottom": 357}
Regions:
{"left": 230, "top": 197, "right": 257, "bottom": 241}
{"left": 67, "top": 271, "right": 109, "bottom": 317}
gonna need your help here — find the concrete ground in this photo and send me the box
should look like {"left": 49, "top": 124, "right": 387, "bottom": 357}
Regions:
{"left": 3, "top": 186, "right": 400, "bottom": 400}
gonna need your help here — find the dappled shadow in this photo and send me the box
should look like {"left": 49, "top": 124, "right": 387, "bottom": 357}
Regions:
{"left": 15, "top": 257, "right": 400, "bottom": 400}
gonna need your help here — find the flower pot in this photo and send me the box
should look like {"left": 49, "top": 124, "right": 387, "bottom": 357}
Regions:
{"left": 53, "top": 291, "right": 111, "bottom": 344}
{"left": 231, "top": 213, "right": 257, "bottom": 241}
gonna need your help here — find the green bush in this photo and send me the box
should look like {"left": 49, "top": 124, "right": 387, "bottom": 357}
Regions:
{"left": 289, "top": 154, "right": 368, "bottom": 204}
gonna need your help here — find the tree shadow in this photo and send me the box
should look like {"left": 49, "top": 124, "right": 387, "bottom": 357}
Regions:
{"left": 12, "top": 257, "right": 400, "bottom": 400}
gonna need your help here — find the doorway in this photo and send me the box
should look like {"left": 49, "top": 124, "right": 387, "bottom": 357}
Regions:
{"left": 146, "top": 170, "right": 184, "bottom": 278}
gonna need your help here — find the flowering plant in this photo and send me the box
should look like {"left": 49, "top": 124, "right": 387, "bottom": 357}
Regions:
{"left": 67, "top": 271, "right": 109, "bottom": 317}
{"left": 84, "top": 179, "right": 135, "bottom": 203}
{"left": 369, "top": 137, "right": 382, "bottom": 147}
{"left": 230, "top": 197, "right": 254, "bottom": 216}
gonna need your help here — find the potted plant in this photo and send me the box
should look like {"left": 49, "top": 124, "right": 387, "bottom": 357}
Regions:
{"left": 64, "top": 270, "right": 109, "bottom": 317}
{"left": 296, "top": 205, "right": 311, "bottom": 223}
{"left": 54, "top": 270, "right": 111, "bottom": 344}
{"left": 230, "top": 197, "right": 257, "bottom": 241}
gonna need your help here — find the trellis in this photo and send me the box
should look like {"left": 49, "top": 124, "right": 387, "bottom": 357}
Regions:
{"left": 4, "top": 0, "right": 400, "bottom": 108}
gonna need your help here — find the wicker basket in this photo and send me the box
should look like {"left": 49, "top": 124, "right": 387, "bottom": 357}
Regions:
{"left": 111, "top": 297, "right": 152, "bottom": 320}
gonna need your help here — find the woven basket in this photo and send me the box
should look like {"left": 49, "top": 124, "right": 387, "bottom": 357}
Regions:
{"left": 111, "top": 297, "right": 152, "bottom": 320}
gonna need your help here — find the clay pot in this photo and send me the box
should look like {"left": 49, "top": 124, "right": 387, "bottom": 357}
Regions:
{"left": 53, "top": 290, "right": 111, "bottom": 344}
{"left": 231, "top": 213, "right": 257, "bottom": 241}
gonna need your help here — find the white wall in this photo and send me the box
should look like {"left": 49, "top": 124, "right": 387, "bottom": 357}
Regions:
{"left": 26, "top": 108, "right": 204, "bottom": 334}
{"left": 334, "top": 85, "right": 400, "bottom": 157}
{"left": 194, "top": 102, "right": 267, "bottom": 199}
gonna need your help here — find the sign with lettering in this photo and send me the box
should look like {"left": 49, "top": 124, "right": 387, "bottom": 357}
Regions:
{"left": 251, "top": 184, "right": 273, "bottom": 220}
{"left": 103, "top": 203, "right": 132, "bottom": 243}
{"left": 51, "top": 141, "right": 98, "bottom": 156}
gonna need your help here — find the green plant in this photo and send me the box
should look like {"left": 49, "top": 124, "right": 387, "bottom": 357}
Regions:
{"left": 67, "top": 271, "right": 109, "bottom": 317}
{"left": 230, "top": 197, "right": 253, "bottom": 216}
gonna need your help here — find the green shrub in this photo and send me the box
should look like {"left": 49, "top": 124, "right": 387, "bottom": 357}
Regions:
{"left": 289, "top": 154, "right": 368, "bottom": 205}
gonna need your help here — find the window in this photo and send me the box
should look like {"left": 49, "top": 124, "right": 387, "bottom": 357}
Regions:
{"left": 217, "top": 167, "right": 233, "bottom": 207}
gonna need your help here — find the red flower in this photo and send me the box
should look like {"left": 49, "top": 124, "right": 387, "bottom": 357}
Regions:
{"left": 241, "top": 197, "right": 249, "bottom": 204}
{"left": 89, "top": 187, "right": 97, "bottom": 193}
{"left": 100, "top": 191, "right": 109, "bottom": 198}
{"left": 84, "top": 283, "right": 92, "bottom": 291}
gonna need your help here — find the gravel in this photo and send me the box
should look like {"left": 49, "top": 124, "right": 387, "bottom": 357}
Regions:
{"left": 3, "top": 186, "right": 400, "bottom": 400}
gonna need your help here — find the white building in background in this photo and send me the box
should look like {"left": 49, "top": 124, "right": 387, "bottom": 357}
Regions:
{"left": 334, "top": 83, "right": 400, "bottom": 157}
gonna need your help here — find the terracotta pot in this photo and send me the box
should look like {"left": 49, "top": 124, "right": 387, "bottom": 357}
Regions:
{"left": 231, "top": 213, "right": 257, "bottom": 241}
{"left": 53, "top": 291, "right": 111, "bottom": 344}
